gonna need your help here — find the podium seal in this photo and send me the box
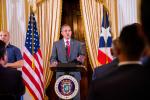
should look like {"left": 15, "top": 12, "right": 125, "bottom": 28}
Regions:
{"left": 55, "top": 75, "right": 79, "bottom": 100}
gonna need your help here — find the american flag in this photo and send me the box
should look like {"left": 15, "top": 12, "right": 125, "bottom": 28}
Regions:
{"left": 22, "top": 12, "right": 44, "bottom": 100}
{"left": 97, "top": 8, "right": 113, "bottom": 64}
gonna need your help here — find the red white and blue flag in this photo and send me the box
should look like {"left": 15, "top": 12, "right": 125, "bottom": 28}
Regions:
{"left": 97, "top": 8, "right": 113, "bottom": 64}
{"left": 22, "top": 12, "right": 44, "bottom": 100}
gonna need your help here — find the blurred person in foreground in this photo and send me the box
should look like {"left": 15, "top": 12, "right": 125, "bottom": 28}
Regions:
{"left": 140, "top": 0, "right": 150, "bottom": 96}
{"left": 88, "top": 23, "right": 147, "bottom": 100}
{"left": 141, "top": 0, "right": 150, "bottom": 69}
{"left": 92, "top": 38, "right": 119, "bottom": 80}
{"left": 0, "top": 40, "right": 25, "bottom": 100}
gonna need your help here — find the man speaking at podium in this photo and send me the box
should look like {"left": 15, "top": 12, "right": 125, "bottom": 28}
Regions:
{"left": 50, "top": 24, "right": 85, "bottom": 100}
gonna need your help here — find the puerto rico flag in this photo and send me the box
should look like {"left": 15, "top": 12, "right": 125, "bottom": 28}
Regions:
{"left": 97, "top": 8, "right": 113, "bottom": 64}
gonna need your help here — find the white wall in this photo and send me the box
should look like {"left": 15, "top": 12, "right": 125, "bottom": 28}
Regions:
{"left": 117, "top": 0, "right": 138, "bottom": 34}
{"left": 6, "top": 0, "right": 26, "bottom": 52}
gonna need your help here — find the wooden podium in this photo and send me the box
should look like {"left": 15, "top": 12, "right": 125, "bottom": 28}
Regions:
{"left": 46, "top": 63, "right": 88, "bottom": 100}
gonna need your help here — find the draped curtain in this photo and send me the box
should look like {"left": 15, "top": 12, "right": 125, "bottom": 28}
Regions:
{"left": 5, "top": 0, "right": 26, "bottom": 51}
{"left": 117, "top": 0, "right": 138, "bottom": 33}
{"left": 36, "top": 0, "right": 62, "bottom": 88}
{"left": 137, "top": 0, "right": 141, "bottom": 23}
{"left": 80, "top": 0, "right": 118, "bottom": 69}
{"left": 0, "top": 0, "right": 7, "bottom": 31}
{"left": 105, "top": 0, "right": 119, "bottom": 39}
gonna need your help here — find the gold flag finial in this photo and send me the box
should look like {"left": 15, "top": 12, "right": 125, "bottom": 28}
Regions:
{"left": 96, "top": 0, "right": 109, "bottom": 13}
{"left": 96, "top": 0, "right": 104, "bottom": 3}
{"left": 28, "top": 0, "right": 44, "bottom": 13}
{"left": 98, "top": 0, "right": 103, "bottom": 3}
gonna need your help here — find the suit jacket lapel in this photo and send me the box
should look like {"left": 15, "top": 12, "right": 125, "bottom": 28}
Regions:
{"left": 70, "top": 39, "right": 74, "bottom": 60}
{"left": 60, "top": 39, "right": 67, "bottom": 59}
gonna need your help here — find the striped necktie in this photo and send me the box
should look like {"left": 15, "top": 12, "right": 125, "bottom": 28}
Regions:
{"left": 66, "top": 40, "right": 70, "bottom": 58}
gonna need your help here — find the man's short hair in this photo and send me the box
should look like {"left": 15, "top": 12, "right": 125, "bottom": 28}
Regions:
{"left": 119, "top": 23, "right": 145, "bottom": 59}
{"left": 61, "top": 24, "right": 71, "bottom": 32}
{"left": 0, "top": 40, "right": 6, "bottom": 59}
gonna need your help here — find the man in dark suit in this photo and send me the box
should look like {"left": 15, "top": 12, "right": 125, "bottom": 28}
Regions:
{"left": 50, "top": 24, "right": 85, "bottom": 100}
{"left": 92, "top": 39, "right": 119, "bottom": 80}
{"left": 0, "top": 40, "right": 25, "bottom": 100}
{"left": 88, "top": 23, "right": 147, "bottom": 100}
{"left": 50, "top": 24, "right": 85, "bottom": 65}
{"left": 92, "top": 58, "right": 118, "bottom": 80}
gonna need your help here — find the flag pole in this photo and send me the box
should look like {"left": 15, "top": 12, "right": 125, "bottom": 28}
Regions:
{"left": 30, "top": 7, "right": 35, "bottom": 70}
{"left": 103, "top": 6, "right": 109, "bottom": 64}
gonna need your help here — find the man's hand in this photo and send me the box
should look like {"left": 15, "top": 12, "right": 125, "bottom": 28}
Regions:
{"left": 77, "top": 55, "right": 85, "bottom": 63}
{"left": 3, "top": 64, "right": 8, "bottom": 68}
{"left": 51, "top": 61, "right": 58, "bottom": 67}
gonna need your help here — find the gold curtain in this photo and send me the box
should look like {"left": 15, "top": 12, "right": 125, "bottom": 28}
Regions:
{"left": 5, "top": 0, "right": 26, "bottom": 50}
{"left": 80, "top": 0, "right": 118, "bottom": 69}
{"left": 137, "top": 0, "right": 141, "bottom": 23}
{"left": 24, "top": 0, "right": 62, "bottom": 89}
{"left": 104, "top": 0, "right": 119, "bottom": 39}
{"left": 0, "top": 0, "right": 7, "bottom": 30}
{"left": 37, "top": 0, "right": 62, "bottom": 88}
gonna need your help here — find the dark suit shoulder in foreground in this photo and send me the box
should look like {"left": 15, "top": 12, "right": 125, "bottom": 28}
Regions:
{"left": 88, "top": 64, "right": 149, "bottom": 100}
{"left": 0, "top": 65, "right": 25, "bottom": 100}
{"left": 92, "top": 58, "right": 119, "bottom": 80}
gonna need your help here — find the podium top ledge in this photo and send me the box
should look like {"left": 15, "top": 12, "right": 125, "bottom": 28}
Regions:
{"left": 50, "top": 63, "right": 87, "bottom": 72}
